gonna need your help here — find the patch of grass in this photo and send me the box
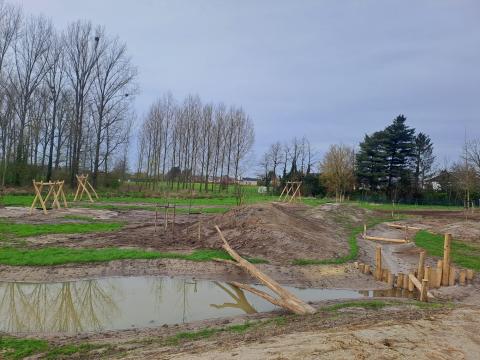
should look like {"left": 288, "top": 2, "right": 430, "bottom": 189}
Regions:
{"left": 414, "top": 230, "right": 480, "bottom": 271}
{"left": 324, "top": 300, "right": 391, "bottom": 312}
{"left": 0, "top": 337, "right": 105, "bottom": 360}
{"left": 44, "top": 343, "right": 102, "bottom": 360}
{"left": 0, "top": 220, "right": 123, "bottom": 238}
{"left": 0, "top": 337, "right": 48, "bottom": 360}
{"left": 0, "top": 247, "right": 267, "bottom": 266}
{"left": 323, "top": 299, "right": 446, "bottom": 313}
{"left": 166, "top": 321, "right": 257, "bottom": 346}
{"left": 293, "top": 216, "right": 395, "bottom": 265}
{"left": 355, "top": 202, "right": 463, "bottom": 212}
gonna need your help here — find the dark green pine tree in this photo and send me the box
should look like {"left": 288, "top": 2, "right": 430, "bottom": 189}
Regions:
{"left": 413, "top": 132, "right": 435, "bottom": 194}
{"left": 383, "top": 115, "right": 415, "bottom": 196}
{"left": 356, "top": 131, "right": 388, "bottom": 191}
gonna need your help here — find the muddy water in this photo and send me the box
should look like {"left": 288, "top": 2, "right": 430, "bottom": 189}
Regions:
{"left": 0, "top": 276, "right": 368, "bottom": 335}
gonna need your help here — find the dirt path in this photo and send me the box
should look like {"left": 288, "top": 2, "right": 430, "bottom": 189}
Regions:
{"left": 154, "top": 307, "right": 480, "bottom": 360}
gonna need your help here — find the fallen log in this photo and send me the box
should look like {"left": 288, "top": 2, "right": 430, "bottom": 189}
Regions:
{"left": 215, "top": 225, "right": 315, "bottom": 315}
{"left": 386, "top": 223, "right": 422, "bottom": 231}
{"left": 365, "top": 235, "right": 407, "bottom": 244}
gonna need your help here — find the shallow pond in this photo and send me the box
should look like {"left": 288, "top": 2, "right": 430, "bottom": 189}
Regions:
{"left": 0, "top": 276, "right": 379, "bottom": 334}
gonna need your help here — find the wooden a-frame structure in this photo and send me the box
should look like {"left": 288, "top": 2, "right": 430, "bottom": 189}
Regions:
{"left": 278, "top": 181, "right": 302, "bottom": 202}
{"left": 30, "top": 180, "right": 68, "bottom": 215}
{"left": 73, "top": 174, "right": 99, "bottom": 202}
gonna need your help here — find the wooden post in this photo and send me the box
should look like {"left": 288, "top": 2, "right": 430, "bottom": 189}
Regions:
{"left": 417, "top": 251, "right": 426, "bottom": 281}
{"left": 382, "top": 269, "right": 388, "bottom": 282}
{"left": 397, "top": 273, "right": 404, "bottom": 289}
{"left": 364, "top": 264, "right": 371, "bottom": 275}
{"left": 420, "top": 279, "right": 428, "bottom": 302}
{"left": 403, "top": 273, "right": 409, "bottom": 289}
{"left": 375, "top": 246, "right": 382, "bottom": 280}
{"left": 459, "top": 270, "right": 466, "bottom": 286}
{"left": 387, "top": 271, "right": 394, "bottom": 287}
{"left": 363, "top": 224, "right": 367, "bottom": 239}
{"left": 442, "top": 234, "right": 452, "bottom": 286}
{"left": 164, "top": 204, "right": 168, "bottom": 230}
{"left": 359, "top": 263, "right": 365, "bottom": 273}
{"left": 154, "top": 204, "right": 158, "bottom": 233}
{"left": 408, "top": 272, "right": 415, "bottom": 291}
{"left": 448, "top": 266, "right": 456, "bottom": 286}
{"left": 466, "top": 269, "right": 474, "bottom": 283}
{"left": 425, "top": 266, "right": 431, "bottom": 283}
{"left": 172, "top": 204, "right": 176, "bottom": 235}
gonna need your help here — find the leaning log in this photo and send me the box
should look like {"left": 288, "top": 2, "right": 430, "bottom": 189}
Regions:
{"left": 364, "top": 236, "right": 407, "bottom": 244}
{"left": 215, "top": 225, "right": 315, "bottom": 315}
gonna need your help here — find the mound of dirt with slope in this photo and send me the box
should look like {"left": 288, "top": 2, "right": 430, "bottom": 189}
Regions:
{"left": 181, "top": 202, "right": 371, "bottom": 265}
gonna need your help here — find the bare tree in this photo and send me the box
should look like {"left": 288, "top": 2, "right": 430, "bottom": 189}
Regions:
{"left": 320, "top": 144, "right": 355, "bottom": 202}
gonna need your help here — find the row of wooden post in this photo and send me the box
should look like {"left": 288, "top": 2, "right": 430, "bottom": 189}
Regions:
{"left": 154, "top": 204, "right": 176, "bottom": 234}
{"left": 356, "top": 234, "right": 475, "bottom": 302}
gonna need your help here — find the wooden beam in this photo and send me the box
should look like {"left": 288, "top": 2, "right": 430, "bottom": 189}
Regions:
{"left": 365, "top": 236, "right": 407, "bottom": 244}
{"left": 442, "top": 234, "right": 452, "bottom": 286}
{"left": 375, "top": 246, "right": 382, "bottom": 280}
{"left": 417, "top": 251, "right": 426, "bottom": 282}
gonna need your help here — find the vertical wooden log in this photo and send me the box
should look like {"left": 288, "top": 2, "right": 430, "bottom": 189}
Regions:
{"left": 375, "top": 246, "right": 382, "bottom": 280}
{"left": 417, "top": 251, "right": 426, "bottom": 281}
{"left": 434, "top": 268, "right": 442, "bottom": 288}
{"left": 397, "top": 273, "right": 404, "bottom": 289}
{"left": 403, "top": 273, "right": 409, "bottom": 289}
{"left": 459, "top": 270, "right": 466, "bottom": 286}
{"left": 154, "top": 204, "right": 158, "bottom": 233}
{"left": 442, "top": 234, "right": 452, "bottom": 286}
{"left": 466, "top": 269, "right": 474, "bottom": 283}
{"left": 387, "top": 271, "right": 394, "bottom": 287}
{"left": 353, "top": 261, "right": 359, "bottom": 269}
{"left": 382, "top": 269, "right": 388, "bottom": 282}
{"left": 363, "top": 224, "right": 367, "bottom": 239}
{"left": 448, "top": 266, "right": 456, "bottom": 286}
{"left": 408, "top": 272, "right": 415, "bottom": 291}
{"left": 172, "top": 205, "right": 176, "bottom": 235}
{"left": 420, "top": 279, "right": 428, "bottom": 302}
{"left": 359, "top": 263, "right": 365, "bottom": 273}
{"left": 364, "top": 264, "right": 371, "bottom": 275}
{"left": 425, "top": 266, "right": 431, "bottom": 282}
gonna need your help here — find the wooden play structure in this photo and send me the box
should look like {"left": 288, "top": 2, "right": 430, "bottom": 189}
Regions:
{"left": 30, "top": 180, "right": 68, "bottom": 215}
{"left": 356, "top": 233, "right": 475, "bottom": 302}
{"left": 73, "top": 174, "right": 99, "bottom": 203}
{"left": 278, "top": 181, "right": 302, "bottom": 203}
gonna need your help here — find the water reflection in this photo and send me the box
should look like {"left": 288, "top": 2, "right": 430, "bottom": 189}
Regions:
{"left": 210, "top": 282, "right": 257, "bottom": 314}
{"left": 0, "top": 280, "right": 118, "bottom": 333}
{"left": 0, "top": 276, "right": 368, "bottom": 335}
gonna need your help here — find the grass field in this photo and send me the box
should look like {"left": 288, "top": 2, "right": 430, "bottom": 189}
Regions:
{"left": 0, "top": 220, "right": 123, "bottom": 239}
{"left": 355, "top": 202, "right": 464, "bottom": 212}
{"left": 0, "top": 247, "right": 267, "bottom": 267}
{"left": 414, "top": 230, "right": 480, "bottom": 271}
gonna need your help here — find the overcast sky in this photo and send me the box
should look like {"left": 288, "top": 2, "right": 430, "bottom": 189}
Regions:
{"left": 11, "top": 0, "right": 480, "bottom": 172}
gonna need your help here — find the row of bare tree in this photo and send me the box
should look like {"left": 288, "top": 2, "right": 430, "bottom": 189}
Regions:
{"left": 136, "top": 93, "right": 255, "bottom": 192}
{"left": 0, "top": 1, "right": 137, "bottom": 187}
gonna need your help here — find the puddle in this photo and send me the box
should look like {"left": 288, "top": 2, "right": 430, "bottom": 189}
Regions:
{"left": 0, "top": 276, "right": 379, "bottom": 335}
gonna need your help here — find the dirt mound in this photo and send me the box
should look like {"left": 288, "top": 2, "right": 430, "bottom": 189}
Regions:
{"left": 181, "top": 202, "right": 369, "bottom": 265}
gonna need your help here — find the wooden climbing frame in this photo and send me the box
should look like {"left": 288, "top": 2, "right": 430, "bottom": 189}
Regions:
{"left": 278, "top": 181, "right": 302, "bottom": 203}
{"left": 73, "top": 174, "right": 99, "bottom": 203}
{"left": 30, "top": 180, "right": 68, "bottom": 215}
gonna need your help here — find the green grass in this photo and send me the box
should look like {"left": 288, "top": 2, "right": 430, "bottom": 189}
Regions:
{"left": 0, "top": 337, "right": 48, "bottom": 360}
{"left": 323, "top": 299, "right": 445, "bottom": 312}
{"left": 292, "top": 216, "right": 395, "bottom": 265}
{"left": 0, "top": 337, "right": 104, "bottom": 360}
{"left": 165, "top": 321, "right": 260, "bottom": 345}
{"left": 0, "top": 247, "right": 267, "bottom": 267}
{"left": 355, "top": 202, "right": 464, "bottom": 212}
{"left": 0, "top": 220, "right": 123, "bottom": 238}
{"left": 414, "top": 230, "right": 480, "bottom": 271}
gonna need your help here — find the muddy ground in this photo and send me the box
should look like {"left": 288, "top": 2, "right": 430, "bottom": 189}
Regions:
{"left": 1, "top": 202, "right": 480, "bottom": 358}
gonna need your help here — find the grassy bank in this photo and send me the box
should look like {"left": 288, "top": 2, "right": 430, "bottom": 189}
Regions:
{"left": 292, "top": 216, "right": 395, "bottom": 265}
{"left": 0, "top": 220, "right": 123, "bottom": 239}
{"left": 414, "top": 230, "right": 480, "bottom": 271}
{"left": 0, "top": 247, "right": 267, "bottom": 267}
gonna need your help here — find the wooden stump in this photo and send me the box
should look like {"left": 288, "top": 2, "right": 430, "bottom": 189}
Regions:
{"left": 442, "top": 234, "right": 452, "bottom": 286}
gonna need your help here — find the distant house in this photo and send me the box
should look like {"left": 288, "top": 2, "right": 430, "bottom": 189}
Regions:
{"left": 239, "top": 177, "right": 258, "bottom": 186}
